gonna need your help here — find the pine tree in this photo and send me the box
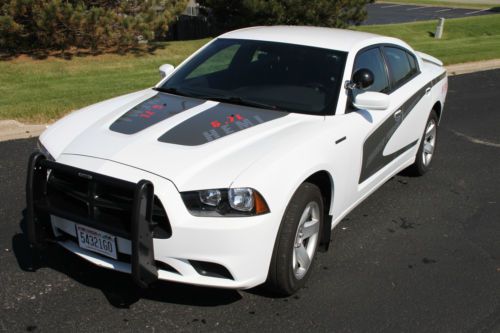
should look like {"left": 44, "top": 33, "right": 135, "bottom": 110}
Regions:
{"left": 199, "top": 0, "right": 373, "bottom": 32}
{"left": 0, "top": 0, "right": 189, "bottom": 54}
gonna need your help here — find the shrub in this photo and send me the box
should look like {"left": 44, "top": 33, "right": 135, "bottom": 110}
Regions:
{"left": 0, "top": 0, "right": 188, "bottom": 54}
{"left": 200, "top": 0, "right": 373, "bottom": 32}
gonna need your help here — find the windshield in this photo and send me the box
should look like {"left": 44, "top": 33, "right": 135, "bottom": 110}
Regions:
{"left": 159, "top": 38, "right": 347, "bottom": 115}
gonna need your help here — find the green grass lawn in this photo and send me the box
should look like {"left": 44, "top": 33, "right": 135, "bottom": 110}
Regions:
{"left": 1, "top": 14, "right": 499, "bottom": 123}
{"left": 356, "top": 14, "right": 500, "bottom": 65}
{"left": 0, "top": 39, "right": 209, "bottom": 123}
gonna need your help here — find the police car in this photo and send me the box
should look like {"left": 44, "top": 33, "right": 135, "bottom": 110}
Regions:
{"left": 28, "top": 26, "right": 447, "bottom": 295}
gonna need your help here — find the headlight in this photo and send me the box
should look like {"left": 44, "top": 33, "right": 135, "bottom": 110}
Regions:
{"left": 228, "top": 188, "right": 253, "bottom": 211}
{"left": 181, "top": 187, "right": 269, "bottom": 217}
{"left": 36, "top": 139, "right": 55, "bottom": 161}
{"left": 199, "top": 189, "right": 222, "bottom": 207}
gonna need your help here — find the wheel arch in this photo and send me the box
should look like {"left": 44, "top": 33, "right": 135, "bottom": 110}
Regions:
{"left": 303, "top": 170, "right": 334, "bottom": 252}
{"left": 432, "top": 101, "right": 442, "bottom": 123}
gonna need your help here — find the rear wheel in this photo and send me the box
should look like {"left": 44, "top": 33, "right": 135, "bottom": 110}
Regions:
{"left": 266, "top": 182, "right": 323, "bottom": 296}
{"left": 407, "top": 110, "right": 438, "bottom": 176}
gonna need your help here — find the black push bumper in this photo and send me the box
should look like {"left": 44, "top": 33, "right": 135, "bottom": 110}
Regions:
{"left": 26, "top": 152, "right": 159, "bottom": 288}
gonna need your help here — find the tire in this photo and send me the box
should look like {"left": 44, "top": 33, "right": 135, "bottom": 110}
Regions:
{"left": 407, "top": 110, "right": 438, "bottom": 176}
{"left": 266, "top": 182, "right": 324, "bottom": 296}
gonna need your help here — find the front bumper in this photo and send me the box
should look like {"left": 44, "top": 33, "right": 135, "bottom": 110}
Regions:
{"left": 27, "top": 152, "right": 158, "bottom": 287}
{"left": 26, "top": 153, "right": 279, "bottom": 289}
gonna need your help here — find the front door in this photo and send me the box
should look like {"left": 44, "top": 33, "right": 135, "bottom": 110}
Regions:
{"left": 347, "top": 45, "right": 429, "bottom": 199}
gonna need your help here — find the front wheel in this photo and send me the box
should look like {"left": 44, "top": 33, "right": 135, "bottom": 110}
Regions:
{"left": 407, "top": 110, "right": 438, "bottom": 176}
{"left": 266, "top": 182, "right": 323, "bottom": 296}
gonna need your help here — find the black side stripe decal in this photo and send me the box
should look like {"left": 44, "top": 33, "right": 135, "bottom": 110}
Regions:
{"left": 431, "top": 72, "right": 447, "bottom": 87}
{"left": 110, "top": 93, "right": 204, "bottom": 135}
{"left": 359, "top": 72, "right": 446, "bottom": 184}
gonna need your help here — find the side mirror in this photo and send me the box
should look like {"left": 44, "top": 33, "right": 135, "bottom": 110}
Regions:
{"left": 352, "top": 91, "right": 390, "bottom": 110}
{"left": 352, "top": 68, "right": 374, "bottom": 89}
{"left": 159, "top": 64, "right": 175, "bottom": 79}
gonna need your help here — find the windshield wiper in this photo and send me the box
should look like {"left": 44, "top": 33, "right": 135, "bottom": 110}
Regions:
{"left": 153, "top": 86, "right": 186, "bottom": 96}
{"left": 154, "top": 88, "right": 278, "bottom": 111}
{"left": 209, "top": 96, "right": 278, "bottom": 111}
{"left": 154, "top": 86, "right": 206, "bottom": 99}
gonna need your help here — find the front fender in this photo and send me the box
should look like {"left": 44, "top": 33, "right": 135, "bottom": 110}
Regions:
{"left": 230, "top": 130, "right": 339, "bottom": 233}
{"left": 40, "top": 88, "right": 155, "bottom": 160}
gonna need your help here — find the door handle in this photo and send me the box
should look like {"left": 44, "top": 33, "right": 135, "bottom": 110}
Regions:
{"left": 394, "top": 109, "right": 402, "bottom": 120}
{"left": 425, "top": 87, "right": 431, "bottom": 95}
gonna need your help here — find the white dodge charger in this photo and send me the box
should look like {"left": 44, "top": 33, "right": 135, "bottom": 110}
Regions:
{"left": 27, "top": 26, "right": 448, "bottom": 295}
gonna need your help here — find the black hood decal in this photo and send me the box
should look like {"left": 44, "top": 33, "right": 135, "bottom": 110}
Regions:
{"left": 158, "top": 103, "right": 289, "bottom": 146}
{"left": 110, "top": 93, "right": 204, "bottom": 135}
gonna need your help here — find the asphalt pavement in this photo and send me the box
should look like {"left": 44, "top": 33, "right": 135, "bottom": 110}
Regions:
{"left": 0, "top": 70, "right": 499, "bottom": 332}
{"left": 364, "top": 3, "right": 499, "bottom": 24}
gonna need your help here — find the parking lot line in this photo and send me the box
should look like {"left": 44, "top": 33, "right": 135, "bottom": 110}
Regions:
{"left": 435, "top": 8, "right": 452, "bottom": 12}
{"left": 407, "top": 6, "right": 428, "bottom": 11}
{"left": 381, "top": 4, "right": 403, "bottom": 8}
{"left": 466, "top": 9, "right": 488, "bottom": 15}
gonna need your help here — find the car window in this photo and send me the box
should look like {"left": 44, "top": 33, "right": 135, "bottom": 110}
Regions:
{"left": 407, "top": 52, "right": 418, "bottom": 75}
{"left": 383, "top": 47, "right": 417, "bottom": 88}
{"left": 353, "top": 47, "right": 389, "bottom": 93}
{"left": 251, "top": 49, "right": 268, "bottom": 62}
{"left": 162, "top": 38, "right": 348, "bottom": 115}
{"left": 187, "top": 44, "right": 240, "bottom": 79}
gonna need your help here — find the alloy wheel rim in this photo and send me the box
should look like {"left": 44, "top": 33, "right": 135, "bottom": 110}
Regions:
{"left": 292, "top": 201, "right": 320, "bottom": 280}
{"left": 422, "top": 119, "right": 437, "bottom": 166}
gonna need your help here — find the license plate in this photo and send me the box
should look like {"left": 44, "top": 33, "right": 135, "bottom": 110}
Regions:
{"left": 75, "top": 224, "right": 117, "bottom": 259}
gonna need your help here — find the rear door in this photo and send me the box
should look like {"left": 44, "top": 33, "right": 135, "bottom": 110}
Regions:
{"left": 378, "top": 46, "right": 432, "bottom": 166}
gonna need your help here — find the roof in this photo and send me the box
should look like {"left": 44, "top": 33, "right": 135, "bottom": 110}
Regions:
{"left": 219, "top": 26, "right": 382, "bottom": 52}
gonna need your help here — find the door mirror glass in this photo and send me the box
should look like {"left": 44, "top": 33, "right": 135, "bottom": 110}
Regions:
{"left": 352, "top": 91, "right": 390, "bottom": 110}
{"left": 159, "top": 64, "right": 175, "bottom": 79}
{"left": 352, "top": 68, "right": 374, "bottom": 89}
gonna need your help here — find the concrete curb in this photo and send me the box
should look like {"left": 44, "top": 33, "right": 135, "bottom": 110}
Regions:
{"left": 0, "top": 120, "right": 47, "bottom": 143}
{"left": 1, "top": 59, "right": 499, "bottom": 142}
{"left": 445, "top": 59, "right": 500, "bottom": 76}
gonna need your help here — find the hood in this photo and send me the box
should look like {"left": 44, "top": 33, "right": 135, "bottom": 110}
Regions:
{"left": 42, "top": 89, "right": 323, "bottom": 190}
